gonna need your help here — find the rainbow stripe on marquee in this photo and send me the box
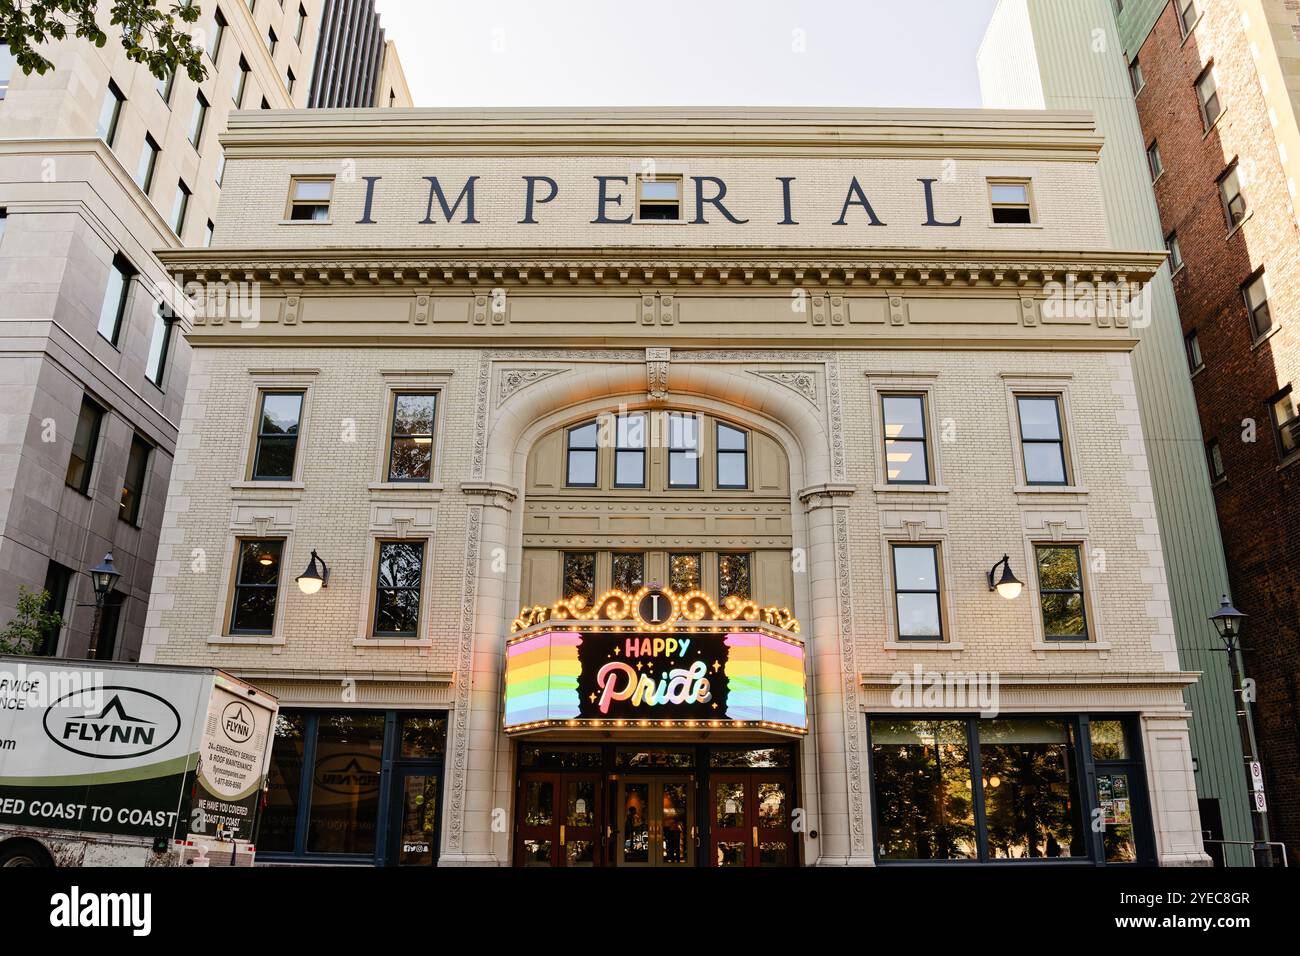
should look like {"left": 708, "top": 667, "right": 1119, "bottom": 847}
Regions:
{"left": 723, "top": 632, "right": 807, "bottom": 729}
{"left": 503, "top": 630, "right": 583, "bottom": 726}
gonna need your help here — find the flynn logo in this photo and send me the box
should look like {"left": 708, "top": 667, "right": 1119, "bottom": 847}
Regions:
{"left": 220, "top": 701, "right": 255, "bottom": 743}
{"left": 44, "top": 687, "right": 181, "bottom": 760}
{"left": 50, "top": 886, "right": 151, "bottom": 937}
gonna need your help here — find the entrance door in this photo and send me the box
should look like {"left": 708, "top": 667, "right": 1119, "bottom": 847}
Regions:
{"left": 516, "top": 772, "right": 604, "bottom": 866}
{"left": 390, "top": 769, "right": 439, "bottom": 866}
{"left": 615, "top": 776, "right": 694, "bottom": 867}
{"left": 709, "top": 772, "right": 795, "bottom": 867}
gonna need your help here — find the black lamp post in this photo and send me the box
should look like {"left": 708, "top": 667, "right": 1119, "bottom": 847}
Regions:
{"left": 86, "top": 552, "right": 120, "bottom": 660}
{"left": 1208, "top": 595, "right": 1272, "bottom": 867}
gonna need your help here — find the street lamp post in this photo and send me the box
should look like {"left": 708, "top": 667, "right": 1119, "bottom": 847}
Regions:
{"left": 1208, "top": 595, "right": 1272, "bottom": 868}
{"left": 86, "top": 552, "right": 120, "bottom": 660}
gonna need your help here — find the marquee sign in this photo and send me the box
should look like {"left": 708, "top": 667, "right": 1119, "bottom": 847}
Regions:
{"left": 504, "top": 588, "right": 806, "bottom": 735}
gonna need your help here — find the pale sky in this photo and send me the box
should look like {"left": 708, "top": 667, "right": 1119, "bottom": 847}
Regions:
{"left": 373, "top": 0, "right": 1000, "bottom": 109}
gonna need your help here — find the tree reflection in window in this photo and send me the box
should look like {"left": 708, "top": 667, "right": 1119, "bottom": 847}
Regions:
{"left": 669, "top": 553, "right": 701, "bottom": 593}
{"left": 563, "top": 552, "right": 595, "bottom": 604}
{"left": 718, "top": 552, "right": 751, "bottom": 601}
{"left": 979, "top": 719, "right": 1085, "bottom": 859}
{"left": 388, "top": 393, "right": 436, "bottom": 481}
{"left": 1036, "top": 545, "right": 1087, "bottom": 640}
{"left": 611, "top": 553, "right": 644, "bottom": 593}
{"left": 869, "top": 719, "right": 976, "bottom": 860}
{"left": 374, "top": 541, "right": 424, "bottom": 636}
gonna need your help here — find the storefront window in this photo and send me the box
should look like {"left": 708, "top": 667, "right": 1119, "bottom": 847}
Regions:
{"left": 306, "top": 712, "right": 385, "bottom": 855}
{"left": 400, "top": 713, "right": 448, "bottom": 759}
{"left": 710, "top": 747, "right": 792, "bottom": 768}
{"left": 870, "top": 719, "right": 977, "bottom": 860}
{"left": 1090, "top": 719, "right": 1129, "bottom": 760}
{"left": 259, "top": 712, "right": 306, "bottom": 852}
{"left": 519, "top": 745, "right": 603, "bottom": 769}
{"left": 978, "top": 718, "right": 1085, "bottom": 859}
{"left": 616, "top": 748, "right": 695, "bottom": 768}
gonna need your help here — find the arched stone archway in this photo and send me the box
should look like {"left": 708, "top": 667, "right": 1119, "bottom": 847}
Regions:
{"left": 440, "top": 350, "right": 869, "bottom": 866}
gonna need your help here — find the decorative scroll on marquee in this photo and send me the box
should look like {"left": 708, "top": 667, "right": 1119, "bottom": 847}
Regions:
{"left": 510, "top": 587, "right": 800, "bottom": 635}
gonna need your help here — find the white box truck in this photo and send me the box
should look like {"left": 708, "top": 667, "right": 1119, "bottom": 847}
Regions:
{"left": 0, "top": 656, "right": 277, "bottom": 867}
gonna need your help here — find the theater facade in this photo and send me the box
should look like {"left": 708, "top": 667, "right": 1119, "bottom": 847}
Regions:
{"left": 143, "top": 107, "right": 1211, "bottom": 866}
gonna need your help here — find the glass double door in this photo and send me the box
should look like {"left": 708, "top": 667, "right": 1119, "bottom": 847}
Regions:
{"left": 518, "top": 773, "right": 603, "bottom": 866}
{"left": 709, "top": 772, "right": 795, "bottom": 866}
{"left": 615, "top": 777, "right": 694, "bottom": 867}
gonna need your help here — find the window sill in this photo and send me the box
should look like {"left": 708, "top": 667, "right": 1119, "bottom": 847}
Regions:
{"left": 368, "top": 481, "right": 444, "bottom": 493}
{"left": 1250, "top": 324, "right": 1281, "bottom": 352}
{"left": 232, "top": 480, "right": 304, "bottom": 492}
{"left": 1179, "top": 15, "right": 1203, "bottom": 47}
{"left": 353, "top": 637, "right": 432, "bottom": 648}
{"left": 1171, "top": 263, "right": 1185, "bottom": 279}
{"left": 1278, "top": 450, "right": 1300, "bottom": 473}
{"left": 1202, "top": 106, "right": 1229, "bottom": 140}
{"left": 1190, "top": 363, "right": 1205, "bottom": 379}
{"left": 884, "top": 640, "right": 964, "bottom": 655}
{"left": 1033, "top": 640, "right": 1110, "bottom": 658}
{"left": 208, "top": 634, "right": 285, "bottom": 646}
{"left": 278, "top": 218, "right": 332, "bottom": 226}
{"left": 1013, "top": 484, "right": 1088, "bottom": 496}
{"left": 988, "top": 222, "right": 1042, "bottom": 229}
{"left": 873, "top": 483, "right": 950, "bottom": 495}
{"left": 1226, "top": 210, "right": 1254, "bottom": 241}
{"left": 1152, "top": 170, "right": 1164, "bottom": 186}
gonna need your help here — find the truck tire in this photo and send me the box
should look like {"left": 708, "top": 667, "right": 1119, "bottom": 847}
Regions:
{"left": 0, "top": 840, "right": 54, "bottom": 867}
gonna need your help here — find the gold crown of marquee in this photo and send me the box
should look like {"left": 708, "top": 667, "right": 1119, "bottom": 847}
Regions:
{"left": 510, "top": 587, "right": 800, "bottom": 635}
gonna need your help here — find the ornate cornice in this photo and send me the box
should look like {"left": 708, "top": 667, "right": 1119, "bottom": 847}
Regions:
{"left": 157, "top": 247, "right": 1167, "bottom": 291}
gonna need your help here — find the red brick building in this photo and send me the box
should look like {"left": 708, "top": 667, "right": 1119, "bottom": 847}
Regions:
{"left": 1130, "top": 0, "right": 1300, "bottom": 862}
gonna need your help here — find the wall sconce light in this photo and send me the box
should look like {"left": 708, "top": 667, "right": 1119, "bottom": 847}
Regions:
{"left": 296, "top": 550, "right": 329, "bottom": 595}
{"left": 987, "top": 554, "right": 1023, "bottom": 600}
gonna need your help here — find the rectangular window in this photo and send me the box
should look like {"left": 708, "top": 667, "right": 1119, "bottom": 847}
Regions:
{"left": 718, "top": 552, "right": 751, "bottom": 602}
{"left": 145, "top": 309, "right": 174, "bottom": 388}
{"left": 565, "top": 421, "right": 598, "bottom": 487}
{"left": 716, "top": 423, "right": 748, "bottom": 489}
{"left": 1185, "top": 329, "right": 1203, "bottom": 373}
{"left": 614, "top": 414, "right": 646, "bottom": 488}
{"left": 267, "top": 26, "right": 278, "bottom": 56}
{"left": 204, "top": 219, "right": 215, "bottom": 247}
{"left": 157, "top": 68, "right": 175, "bottom": 104}
{"left": 259, "top": 712, "right": 306, "bottom": 852}
{"left": 881, "top": 394, "right": 930, "bottom": 484}
{"left": 189, "top": 91, "right": 209, "bottom": 148}
{"left": 252, "top": 391, "right": 304, "bottom": 480}
{"left": 1177, "top": 0, "right": 1199, "bottom": 36}
{"left": 1036, "top": 545, "right": 1088, "bottom": 641}
{"left": 230, "top": 539, "right": 283, "bottom": 634}
{"left": 669, "top": 553, "right": 702, "bottom": 593}
{"left": 1206, "top": 438, "right": 1225, "bottom": 481}
{"left": 305, "top": 711, "right": 385, "bottom": 855}
{"left": 286, "top": 176, "right": 333, "bottom": 221}
{"left": 286, "top": 66, "right": 295, "bottom": 93}
{"left": 1146, "top": 141, "right": 1163, "bottom": 180}
{"left": 119, "top": 434, "right": 151, "bottom": 525}
{"left": 97, "top": 254, "right": 133, "bottom": 344}
{"left": 668, "top": 412, "right": 700, "bottom": 488}
{"left": 1243, "top": 271, "right": 1273, "bottom": 340}
{"left": 37, "top": 561, "right": 73, "bottom": 656}
{"left": 170, "top": 179, "right": 191, "bottom": 236}
{"left": 611, "top": 553, "right": 645, "bottom": 593}
{"left": 208, "top": 9, "right": 227, "bottom": 61}
{"left": 892, "top": 544, "right": 942, "bottom": 640}
{"left": 136, "top": 133, "right": 160, "bottom": 193}
{"left": 234, "top": 55, "right": 250, "bottom": 107}
{"left": 989, "top": 179, "right": 1033, "bottom": 224}
{"left": 98, "top": 80, "right": 126, "bottom": 146}
{"left": 637, "top": 175, "right": 682, "bottom": 220}
{"left": 0, "top": 42, "right": 14, "bottom": 99}
{"left": 296, "top": 4, "right": 308, "bottom": 45}
{"left": 216, "top": 151, "right": 226, "bottom": 186}
{"left": 563, "top": 552, "right": 596, "bottom": 604}
{"left": 1016, "top": 395, "right": 1069, "bottom": 485}
{"left": 1271, "top": 387, "right": 1299, "bottom": 459}
{"left": 1166, "top": 232, "right": 1183, "bottom": 273}
{"left": 65, "top": 396, "right": 104, "bottom": 494}
{"left": 869, "top": 720, "right": 976, "bottom": 860}
{"left": 387, "top": 392, "right": 437, "bottom": 482}
{"left": 374, "top": 540, "right": 424, "bottom": 636}
{"left": 1128, "top": 57, "right": 1143, "bottom": 95}
{"left": 1220, "top": 164, "right": 1248, "bottom": 229}
{"left": 978, "top": 718, "right": 1085, "bottom": 858}
{"left": 1196, "top": 66, "right": 1221, "bottom": 130}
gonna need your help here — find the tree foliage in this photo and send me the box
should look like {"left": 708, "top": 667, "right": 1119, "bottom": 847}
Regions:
{"left": 0, "top": 1, "right": 206, "bottom": 83}
{"left": 0, "top": 586, "right": 63, "bottom": 656}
